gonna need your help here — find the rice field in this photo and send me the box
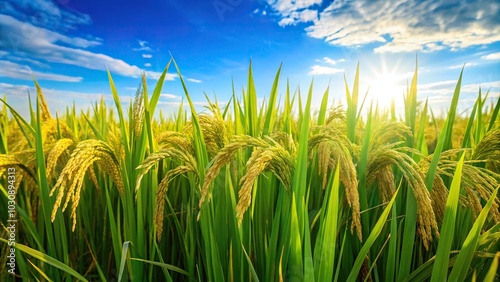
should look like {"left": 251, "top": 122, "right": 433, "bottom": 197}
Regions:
{"left": 1, "top": 60, "right": 499, "bottom": 281}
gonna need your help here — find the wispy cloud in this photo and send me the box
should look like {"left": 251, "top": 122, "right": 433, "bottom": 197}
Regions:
{"left": 160, "top": 93, "right": 181, "bottom": 100}
{"left": 8, "top": 56, "right": 51, "bottom": 69}
{"left": 267, "top": 0, "right": 322, "bottom": 15}
{"left": 0, "top": 15, "right": 175, "bottom": 80}
{"left": 278, "top": 9, "right": 318, "bottom": 26}
{"left": 418, "top": 79, "right": 500, "bottom": 99}
{"left": 419, "top": 80, "right": 457, "bottom": 89}
{"left": 0, "top": 60, "right": 82, "bottom": 82}
{"left": 1, "top": 0, "right": 92, "bottom": 31}
{"left": 317, "top": 57, "right": 345, "bottom": 65}
{"left": 144, "top": 63, "right": 152, "bottom": 67}
{"left": 0, "top": 82, "right": 112, "bottom": 117}
{"left": 448, "top": 62, "right": 478, "bottom": 69}
{"left": 187, "top": 78, "right": 202, "bottom": 83}
{"left": 308, "top": 65, "right": 344, "bottom": 75}
{"left": 133, "top": 40, "right": 153, "bottom": 52}
{"left": 481, "top": 52, "right": 500, "bottom": 60}
{"left": 266, "top": 0, "right": 500, "bottom": 53}
{"left": 142, "top": 54, "right": 152, "bottom": 58}
{"left": 266, "top": 0, "right": 321, "bottom": 26}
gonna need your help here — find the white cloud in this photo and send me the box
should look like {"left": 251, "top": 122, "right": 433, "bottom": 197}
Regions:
{"left": 320, "top": 57, "right": 345, "bottom": 65}
{"left": 0, "top": 60, "right": 82, "bottom": 82}
{"left": 267, "top": 0, "right": 322, "bottom": 14}
{"left": 267, "top": 0, "right": 500, "bottom": 52}
{"left": 267, "top": 0, "right": 322, "bottom": 26}
{"left": 448, "top": 62, "right": 478, "bottom": 69}
{"left": 187, "top": 78, "right": 202, "bottom": 83}
{"left": 133, "top": 46, "right": 153, "bottom": 52}
{"left": 0, "top": 15, "right": 175, "bottom": 80}
{"left": 419, "top": 80, "right": 457, "bottom": 89}
{"left": 1, "top": 0, "right": 92, "bottom": 31}
{"left": 144, "top": 63, "right": 152, "bottom": 67}
{"left": 481, "top": 52, "right": 500, "bottom": 60}
{"left": 142, "top": 54, "right": 152, "bottom": 58}
{"left": 278, "top": 9, "right": 318, "bottom": 26}
{"left": 418, "top": 80, "right": 500, "bottom": 101}
{"left": 0, "top": 82, "right": 111, "bottom": 117}
{"left": 160, "top": 93, "right": 181, "bottom": 100}
{"left": 7, "top": 56, "right": 50, "bottom": 68}
{"left": 133, "top": 40, "right": 153, "bottom": 52}
{"left": 308, "top": 65, "right": 344, "bottom": 75}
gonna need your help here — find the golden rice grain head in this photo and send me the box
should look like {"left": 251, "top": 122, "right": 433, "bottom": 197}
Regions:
{"left": 465, "top": 186, "right": 483, "bottom": 221}
{"left": 265, "top": 146, "right": 295, "bottom": 191}
{"left": 154, "top": 166, "right": 194, "bottom": 239}
{"left": 325, "top": 106, "right": 346, "bottom": 125}
{"left": 199, "top": 136, "right": 258, "bottom": 210}
{"left": 135, "top": 146, "right": 198, "bottom": 195}
{"left": 62, "top": 155, "right": 98, "bottom": 213}
{"left": 371, "top": 122, "right": 412, "bottom": 150}
{"left": 34, "top": 81, "right": 52, "bottom": 122}
{"left": 88, "top": 165, "right": 101, "bottom": 194}
{"left": 472, "top": 129, "right": 500, "bottom": 173}
{"left": 308, "top": 126, "right": 361, "bottom": 239}
{"left": 413, "top": 174, "right": 439, "bottom": 250}
{"left": 236, "top": 149, "right": 273, "bottom": 226}
{"left": 374, "top": 148, "right": 438, "bottom": 249}
{"left": 317, "top": 142, "right": 332, "bottom": 189}
{"left": 46, "top": 138, "right": 74, "bottom": 178}
{"left": 375, "top": 166, "right": 396, "bottom": 203}
{"left": 132, "top": 82, "right": 144, "bottom": 138}
{"left": 429, "top": 175, "right": 448, "bottom": 224}
{"left": 50, "top": 140, "right": 123, "bottom": 227}
{"left": 0, "top": 154, "right": 23, "bottom": 167}
{"left": 41, "top": 119, "right": 57, "bottom": 145}
{"left": 270, "top": 131, "right": 296, "bottom": 156}
{"left": 156, "top": 131, "right": 192, "bottom": 152}
{"left": 198, "top": 114, "right": 228, "bottom": 158}
{"left": 0, "top": 154, "right": 37, "bottom": 190}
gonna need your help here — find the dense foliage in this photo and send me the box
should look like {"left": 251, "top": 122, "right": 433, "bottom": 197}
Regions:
{"left": 1, "top": 60, "right": 499, "bottom": 281}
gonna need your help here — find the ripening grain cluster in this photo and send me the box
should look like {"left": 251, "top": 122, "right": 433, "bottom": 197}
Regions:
{"left": 0, "top": 60, "right": 499, "bottom": 281}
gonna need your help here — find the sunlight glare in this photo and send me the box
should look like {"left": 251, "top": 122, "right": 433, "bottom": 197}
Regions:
{"left": 368, "top": 71, "right": 408, "bottom": 110}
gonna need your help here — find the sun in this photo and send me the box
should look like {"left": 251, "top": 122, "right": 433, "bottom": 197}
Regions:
{"left": 368, "top": 71, "right": 408, "bottom": 110}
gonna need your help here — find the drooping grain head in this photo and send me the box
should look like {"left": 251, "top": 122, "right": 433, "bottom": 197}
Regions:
{"left": 237, "top": 149, "right": 273, "bottom": 226}
{"left": 429, "top": 175, "right": 448, "bottom": 224}
{"left": 199, "top": 136, "right": 257, "bottom": 210}
{"left": 46, "top": 138, "right": 74, "bottom": 178}
{"left": 472, "top": 129, "right": 500, "bottom": 173}
{"left": 309, "top": 125, "right": 362, "bottom": 240}
{"left": 154, "top": 166, "right": 195, "bottom": 239}
{"left": 50, "top": 139, "right": 123, "bottom": 231}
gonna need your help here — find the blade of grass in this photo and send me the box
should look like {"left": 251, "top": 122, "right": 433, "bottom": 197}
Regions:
{"left": 431, "top": 154, "right": 466, "bottom": 282}
{"left": 346, "top": 186, "right": 400, "bottom": 281}
{"left": 449, "top": 185, "right": 500, "bottom": 281}
{"left": 0, "top": 239, "right": 88, "bottom": 282}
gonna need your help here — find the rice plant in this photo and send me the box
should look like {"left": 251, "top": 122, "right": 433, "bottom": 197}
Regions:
{"left": 0, "top": 59, "right": 499, "bottom": 281}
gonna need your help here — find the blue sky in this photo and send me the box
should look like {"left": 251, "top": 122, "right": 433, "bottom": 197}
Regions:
{"left": 1, "top": 0, "right": 499, "bottom": 118}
